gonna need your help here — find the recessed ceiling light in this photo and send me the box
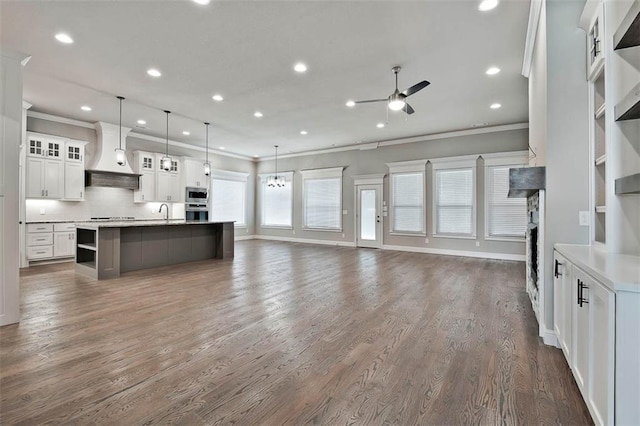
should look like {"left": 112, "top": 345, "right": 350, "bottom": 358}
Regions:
{"left": 376, "top": 123, "right": 385, "bottom": 128}
{"left": 294, "top": 62, "right": 307, "bottom": 73}
{"left": 81, "top": 105, "right": 92, "bottom": 112}
{"left": 55, "top": 33, "right": 74, "bottom": 44}
{"left": 193, "top": 0, "right": 210, "bottom": 4}
{"left": 212, "top": 94, "right": 224, "bottom": 102}
{"left": 486, "top": 67, "right": 501, "bottom": 75}
{"left": 219, "top": 147, "right": 225, "bottom": 150}
{"left": 472, "top": 122, "right": 489, "bottom": 128}
{"left": 182, "top": 131, "right": 190, "bottom": 136}
{"left": 254, "top": 155, "right": 259, "bottom": 158}
{"left": 300, "top": 130, "right": 308, "bottom": 135}
{"left": 137, "top": 119, "right": 146, "bottom": 125}
{"left": 490, "top": 103, "right": 502, "bottom": 109}
{"left": 254, "top": 111, "right": 263, "bottom": 118}
{"left": 478, "top": 0, "right": 498, "bottom": 11}
{"left": 147, "top": 68, "right": 162, "bottom": 77}
{"left": 346, "top": 100, "right": 356, "bottom": 108}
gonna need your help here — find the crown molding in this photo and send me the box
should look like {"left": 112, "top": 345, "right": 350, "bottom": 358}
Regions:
{"left": 27, "top": 110, "right": 95, "bottom": 129}
{"left": 522, "top": 0, "right": 543, "bottom": 77}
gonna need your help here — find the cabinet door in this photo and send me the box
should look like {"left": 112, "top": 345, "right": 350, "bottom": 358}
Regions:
{"left": 54, "top": 232, "right": 75, "bottom": 257}
{"left": 45, "top": 139, "right": 62, "bottom": 161}
{"left": 184, "top": 159, "right": 208, "bottom": 188}
{"left": 586, "top": 4, "right": 604, "bottom": 81}
{"left": 572, "top": 268, "right": 590, "bottom": 394}
{"left": 588, "top": 278, "right": 615, "bottom": 426}
{"left": 26, "top": 157, "right": 44, "bottom": 198}
{"left": 65, "top": 143, "right": 84, "bottom": 163}
{"left": 553, "top": 252, "right": 572, "bottom": 360}
{"left": 44, "top": 160, "right": 63, "bottom": 199}
{"left": 27, "top": 136, "right": 44, "bottom": 157}
{"left": 169, "top": 173, "right": 181, "bottom": 202}
{"left": 64, "top": 162, "right": 84, "bottom": 200}
{"left": 156, "top": 172, "right": 171, "bottom": 202}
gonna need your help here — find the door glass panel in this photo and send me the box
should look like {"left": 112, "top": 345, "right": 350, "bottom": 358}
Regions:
{"left": 360, "top": 189, "right": 376, "bottom": 241}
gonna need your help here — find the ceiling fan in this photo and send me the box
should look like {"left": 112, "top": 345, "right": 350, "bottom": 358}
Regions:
{"left": 355, "top": 66, "right": 430, "bottom": 115}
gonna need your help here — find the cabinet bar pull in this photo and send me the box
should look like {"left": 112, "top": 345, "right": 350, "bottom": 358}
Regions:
{"left": 555, "top": 259, "right": 563, "bottom": 278}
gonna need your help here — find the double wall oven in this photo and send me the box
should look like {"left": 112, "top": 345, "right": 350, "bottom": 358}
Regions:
{"left": 185, "top": 187, "right": 209, "bottom": 222}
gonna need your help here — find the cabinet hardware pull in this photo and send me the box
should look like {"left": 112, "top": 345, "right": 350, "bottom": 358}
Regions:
{"left": 554, "top": 259, "right": 563, "bottom": 278}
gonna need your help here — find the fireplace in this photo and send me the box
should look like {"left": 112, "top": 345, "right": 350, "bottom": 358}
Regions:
{"left": 529, "top": 225, "right": 538, "bottom": 289}
{"left": 525, "top": 191, "right": 544, "bottom": 327}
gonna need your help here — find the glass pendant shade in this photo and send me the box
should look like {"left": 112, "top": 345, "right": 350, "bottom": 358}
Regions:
{"left": 267, "top": 145, "right": 285, "bottom": 188}
{"left": 204, "top": 122, "right": 211, "bottom": 177}
{"left": 161, "top": 156, "right": 171, "bottom": 172}
{"left": 204, "top": 161, "right": 211, "bottom": 176}
{"left": 115, "top": 148, "right": 126, "bottom": 166}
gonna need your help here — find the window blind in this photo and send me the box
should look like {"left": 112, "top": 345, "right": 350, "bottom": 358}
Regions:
{"left": 304, "top": 177, "right": 341, "bottom": 230}
{"left": 391, "top": 173, "right": 424, "bottom": 233}
{"left": 435, "top": 168, "right": 474, "bottom": 235}
{"left": 262, "top": 180, "right": 292, "bottom": 227}
{"left": 211, "top": 179, "right": 246, "bottom": 226}
{"left": 487, "top": 166, "right": 527, "bottom": 237}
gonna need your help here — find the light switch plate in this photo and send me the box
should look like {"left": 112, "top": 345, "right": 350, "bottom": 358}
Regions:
{"left": 342, "top": 210, "right": 348, "bottom": 215}
{"left": 39, "top": 208, "right": 45, "bottom": 215}
{"left": 383, "top": 212, "right": 388, "bottom": 217}
{"left": 579, "top": 211, "right": 590, "bottom": 226}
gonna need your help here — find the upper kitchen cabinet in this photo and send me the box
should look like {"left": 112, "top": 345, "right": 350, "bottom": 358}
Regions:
{"left": 586, "top": 2, "right": 605, "bottom": 80}
{"left": 155, "top": 154, "right": 182, "bottom": 203}
{"left": 63, "top": 141, "right": 87, "bottom": 201}
{"left": 25, "top": 156, "right": 63, "bottom": 199}
{"left": 27, "top": 132, "right": 63, "bottom": 161}
{"left": 183, "top": 158, "right": 210, "bottom": 189}
{"left": 133, "top": 151, "right": 156, "bottom": 203}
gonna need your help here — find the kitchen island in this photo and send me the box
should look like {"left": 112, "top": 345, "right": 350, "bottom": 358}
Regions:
{"left": 75, "top": 220, "right": 234, "bottom": 280}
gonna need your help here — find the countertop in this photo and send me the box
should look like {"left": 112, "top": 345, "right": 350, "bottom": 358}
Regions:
{"left": 75, "top": 219, "right": 232, "bottom": 228}
{"left": 554, "top": 243, "right": 640, "bottom": 293}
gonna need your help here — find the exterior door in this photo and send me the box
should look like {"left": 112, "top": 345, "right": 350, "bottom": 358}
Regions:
{"left": 356, "top": 184, "right": 382, "bottom": 248}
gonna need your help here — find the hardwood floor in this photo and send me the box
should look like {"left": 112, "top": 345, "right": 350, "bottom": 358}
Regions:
{"left": 1, "top": 240, "right": 592, "bottom": 425}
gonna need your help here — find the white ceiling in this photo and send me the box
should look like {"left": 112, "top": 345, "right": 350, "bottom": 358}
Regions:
{"left": 0, "top": 0, "right": 530, "bottom": 159}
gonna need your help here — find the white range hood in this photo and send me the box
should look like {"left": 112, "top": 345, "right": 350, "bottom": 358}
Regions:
{"left": 85, "top": 121, "right": 140, "bottom": 189}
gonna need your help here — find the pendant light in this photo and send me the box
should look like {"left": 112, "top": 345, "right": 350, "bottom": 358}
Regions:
{"left": 267, "top": 145, "right": 285, "bottom": 187}
{"left": 161, "top": 110, "right": 172, "bottom": 171}
{"left": 115, "top": 96, "right": 126, "bottom": 166}
{"left": 203, "top": 122, "right": 211, "bottom": 176}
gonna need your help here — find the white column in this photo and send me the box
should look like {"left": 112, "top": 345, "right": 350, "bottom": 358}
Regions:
{"left": 1, "top": 49, "right": 31, "bottom": 326}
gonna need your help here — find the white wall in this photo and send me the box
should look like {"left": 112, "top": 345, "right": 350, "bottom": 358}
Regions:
{"left": 1, "top": 50, "right": 29, "bottom": 326}
{"left": 529, "top": 0, "right": 547, "bottom": 167}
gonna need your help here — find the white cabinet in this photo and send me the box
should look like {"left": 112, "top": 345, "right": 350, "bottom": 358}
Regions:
{"left": 572, "top": 266, "right": 591, "bottom": 395}
{"left": 27, "top": 133, "right": 63, "bottom": 161}
{"left": 64, "top": 162, "right": 84, "bottom": 201}
{"left": 26, "top": 223, "right": 76, "bottom": 261}
{"left": 26, "top": 157, "right": 63, "bottom": 199}
{"left": 586, "top": 2, "right": 605, "bottom": 80}
{"left": 183, "top": 158, "right": 209, "bottom": 188}
{"left": 133, "top": 151, "right": 156, "bottom": 203}
{"left": 553, "top": 252, "right": 572, "bottom": 361}
{"left": 155, "top": 154, "right": 181, "bottom": 202}
{"left": 54, "top": 230, "right": 75, "bottom": 257}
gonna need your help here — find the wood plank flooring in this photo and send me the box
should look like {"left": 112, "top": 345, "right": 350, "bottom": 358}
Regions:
{"left": 1, "top": 240, "right": 592, "bottom": 425}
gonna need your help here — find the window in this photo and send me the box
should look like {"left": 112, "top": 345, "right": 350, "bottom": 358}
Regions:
{"left": 391, "top": 173, "right": 424, "bottom": 233}
{"left": 301, "top": 167, "right": 343, "bottom": 231}
{"left": 432, "top": 155, "right": 478, "bottom": 237}
{"left": 483, "top": 151, "right": 528, "bottom": 239}
{"left": 210, "top": 170, "right": 249, "bottom": 227}
{"left": 261, "top": 172, "right": 293, "bottom": 228}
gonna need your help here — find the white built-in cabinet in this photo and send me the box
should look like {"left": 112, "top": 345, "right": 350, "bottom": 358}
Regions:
{"left": 26, "top": 223, "right": 76, "bottom": 261}
{"left": 25, "top": 133, "right": 86, "bottom": 201}
{"left": 183, "top": 158, "right": 210, "bottom": 189}
{"left": 553, "top": 245, "right": 638, "bottom": 426}
{"left": 586, "top": 3, "right": 605, "bottom": 80}
{"left": 133, "top": 151, "right": 182, "bottom": 203}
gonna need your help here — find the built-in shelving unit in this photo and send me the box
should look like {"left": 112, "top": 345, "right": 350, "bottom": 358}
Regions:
{"left": 614, "top": 82, "right": 640, "bottom": 121}
{"left": 76, "top": 228, "right": 97, "bottom": 272}
{"left": 613, "top": 0, "right": 640, "bottom": 50}
{"left": 592, "top": 68, "right": 607, "bottom": 244}
{"left": 615, "top": 172, "right": 640, "bottom": 194}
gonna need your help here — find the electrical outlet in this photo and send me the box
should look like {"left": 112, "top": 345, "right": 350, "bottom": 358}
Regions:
{"left": 292, "top": 230, "right": 296, "bottom": 235}
{"left": 425, "top": 238, "right": 429, "bottom": 244}
{"left": 39, "top": 208, "right": 45, "bottom": 215}
{"left": 342, "top": 210, "right": 348, "bottom": 215}
{"left": 579, "top": 211, "right": 590, "bottom": 226}
{"left": 342, "top": 233, "right": 345, "bottom": 238}
{"left": 476, "top": 241, "right": 480, "bottom": 247}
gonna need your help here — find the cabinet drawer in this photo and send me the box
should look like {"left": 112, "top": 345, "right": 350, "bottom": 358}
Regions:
{"left": 54, "top": 223, "right": 76, "bottom": 232}
{"left": 27, "top": 223, "right": 54, "bottom": 233}
{"left": 27, "top": 245, "right": 53, "bottom": 259}
{"left": 27, "top": 233, "right": 53, "bottom": 246}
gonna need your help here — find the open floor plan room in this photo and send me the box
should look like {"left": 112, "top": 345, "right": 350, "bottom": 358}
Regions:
{"left": 1, "top": 241, "right": 592, "bottom": 424}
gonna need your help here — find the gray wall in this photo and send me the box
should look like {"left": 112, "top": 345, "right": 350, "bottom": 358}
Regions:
{"left": 255, "top": 128, "right": 529, "bottom": 258}
{"left": 544, "top": 0, "right": 590, "bottom": 329}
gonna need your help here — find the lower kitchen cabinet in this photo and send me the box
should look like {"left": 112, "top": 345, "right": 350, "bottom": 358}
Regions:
{"left": 554, "top": 245, "right": 639, "bottom": 426}
{"left": 26, "top": 222, "right": 76, "bottom": 262}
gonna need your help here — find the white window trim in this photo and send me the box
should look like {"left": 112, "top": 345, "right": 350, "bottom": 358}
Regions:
{"left": 300, "top": 167, "right": 344, "bottom": 231}
{"left": 210, "top": 169, "right": 249, "bottom": 227}
{"left": 431, "top": 155, "right": 478, "bottom": 238}
{"left": 483, "top": 151, "right": 528, "bottom": 240}
{"left": 387, "top": 160, "right": 427, "bottom": 235}
{"left": 259, "top": 171, "right": 294, "bottom": 229}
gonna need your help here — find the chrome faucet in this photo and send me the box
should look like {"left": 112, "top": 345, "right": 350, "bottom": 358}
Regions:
{"left": 159, "top": 203, "right": 169, "bottom": 220}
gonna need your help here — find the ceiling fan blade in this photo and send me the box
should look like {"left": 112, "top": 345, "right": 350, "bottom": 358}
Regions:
{"left": 403, "top": 103, "right": 415, "bottom": 114}
{"left": 402, "top": 80, "right": 431, "bottom": 97}
{"left": 355, "top": 99, "right": 387, "bottom": 104}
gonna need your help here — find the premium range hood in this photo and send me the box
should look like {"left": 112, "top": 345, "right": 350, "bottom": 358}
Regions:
{"left": 508, "top": 166, "right": 546, "bottom": 198}
{"left": 85, "top": 122, "right": 140, "bottom": 189}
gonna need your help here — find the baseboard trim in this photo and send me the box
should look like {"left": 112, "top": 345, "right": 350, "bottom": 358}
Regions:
{"left": 235, "top": 235, "right": 257, "bottom": 241}
{"left": 254, "top": 235, "right": 356, "bottom": 248}
{"left": 382, "top": 245, "right": 525, "bottom": 262}
{"left": 541, "top": 327, "right": 559, "bottom": 347}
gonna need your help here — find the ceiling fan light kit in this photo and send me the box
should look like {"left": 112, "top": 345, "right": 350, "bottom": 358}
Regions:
{"left": 354, "top": 66, "right": 430, "bottom": 115}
